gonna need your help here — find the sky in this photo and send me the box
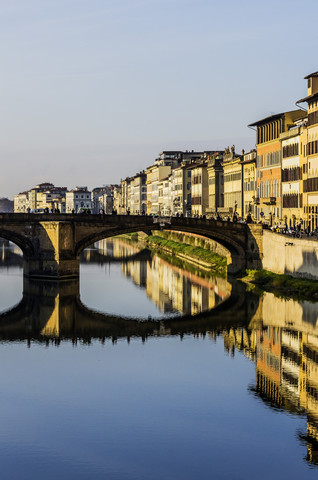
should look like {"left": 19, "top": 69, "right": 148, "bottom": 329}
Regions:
{"left": 1, "top": 0, "right": 318, "bottom": 198}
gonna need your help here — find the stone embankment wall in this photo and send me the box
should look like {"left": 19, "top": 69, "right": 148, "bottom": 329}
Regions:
{"left": 152, "top": 230, "right": 230, "bottom": 258}
{"left": 262, "top": 230, "right": 318, "bottom": 279}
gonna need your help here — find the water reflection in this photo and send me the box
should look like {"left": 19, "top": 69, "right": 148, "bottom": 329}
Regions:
{"left": 0, "top": 242, "right": 23, "bottom": 268}
{"left": 0, "top": 277, "right": 256, "bottom": 343}
{"left": 82, "top": 238, "right": 230, "bottom": 316}
{"left": 1, "top": 239, "right": 318, "bottom": 468}
{"left": 224, "top": 294, "right": 318, "bottom": 467}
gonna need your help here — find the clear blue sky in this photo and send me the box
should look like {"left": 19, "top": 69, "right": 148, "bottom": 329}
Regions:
{"left": 1, "top": 0, "right": 317, "bottom": 198}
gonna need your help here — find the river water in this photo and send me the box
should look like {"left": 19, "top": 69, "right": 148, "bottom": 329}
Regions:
{"left": 0, "top": 239, "right": 317, "bottom": 479}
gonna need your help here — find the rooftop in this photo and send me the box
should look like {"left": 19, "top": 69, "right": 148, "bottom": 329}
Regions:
{"left": 296, "top": 91, "right": 318, "bottom": 104}
{"left": 248, "top": 109, "right": 304, "bottom": 127}
{"left": 304, "top": 71, "right": 318, "bottom": 79}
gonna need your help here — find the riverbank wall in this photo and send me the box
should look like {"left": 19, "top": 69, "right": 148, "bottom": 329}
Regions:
{"left": 123, "top": 229, "right": 318, "bottom": 281}
{"left": 262, "top": 230, "right": 318, "bottom": 280}
{"left": 150, "top": 230, "right": 230, "bottom": 258}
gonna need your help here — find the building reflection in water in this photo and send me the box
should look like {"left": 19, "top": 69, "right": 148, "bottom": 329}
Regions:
{"left": 94, "top": 238, "right": 231, "bottom": 316}
{"left": 224, "top": 292, "right": 318, "bottom": 467}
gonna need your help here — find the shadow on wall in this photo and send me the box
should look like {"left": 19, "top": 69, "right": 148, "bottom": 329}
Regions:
{"left": 284, "top": 239, "right": 318, "bottom": 280}
{"left": 288, "top": 249, "right": 318, "bottom": 279}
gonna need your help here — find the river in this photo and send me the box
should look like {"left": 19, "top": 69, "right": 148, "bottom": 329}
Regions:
{"left": 0, "top": 238, "right": 317, "bottom": 479}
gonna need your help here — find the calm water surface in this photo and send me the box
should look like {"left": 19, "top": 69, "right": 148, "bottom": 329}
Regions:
{"left": 0, "top": 239, "right": 317, "bottom": 479}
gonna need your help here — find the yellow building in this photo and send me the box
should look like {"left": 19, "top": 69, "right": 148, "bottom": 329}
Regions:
{"left": 219, "top": 147, "right": 242, "bottom": 217}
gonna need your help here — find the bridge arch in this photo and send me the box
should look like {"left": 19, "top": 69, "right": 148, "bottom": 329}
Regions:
{"left": 74, "top": 222, "right": 247, "bottom": 273}
{"left": 0, "top": 228, "right": 34, "bottom": 257}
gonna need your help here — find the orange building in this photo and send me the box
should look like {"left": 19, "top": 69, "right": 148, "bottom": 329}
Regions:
{"left": 249, "top": 110, "right": 306, "bottom": 224}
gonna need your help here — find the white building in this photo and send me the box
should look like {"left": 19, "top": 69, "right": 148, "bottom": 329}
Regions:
{"left": 14, "top": 183, "right": 67, "bottom": 213}
{"left": 171, "top": 165, "right": 192, "bottom": 216}
{"left": 65, "top": 187, "right": 92, "bottom": 213}
{"left": 130, "top": 173, "right": 147, "bottom": 214}
{"left": 14, "top": 192, "right": 29, "bottom": 212}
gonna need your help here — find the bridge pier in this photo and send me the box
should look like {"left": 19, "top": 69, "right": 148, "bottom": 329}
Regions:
{"left": 24, "top": 221, "right": 79, "bottom": 280}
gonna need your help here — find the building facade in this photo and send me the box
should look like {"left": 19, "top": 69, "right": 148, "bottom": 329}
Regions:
{"left": 220, "top": 147, "right": 242, "bottom": 217}
{"left": 249, "top": 110, "right": 306, "bottom": 223}
{"left": 14, "top": 183, "right": 67, "bottom": 213}
{"left": 190, "top": 162, "right": 208, "bottom": 216}
{"left": 65, "top": 187, "right": 92, "bottom": 213}
{"left": 207, "top": 152, "right": 224, "bottom": 217}
{"left": 242, "top": 150, "right": 257, "bottom": 220}
{"left": 130, "top": 173, "right": 147, "bottom": 214}
{"left": 297, "top": 71, "right": 318, "bottom": 229}
{"left": 171, "top": 165, "right": 192, "bottom": 217}
{"left": 281, "top": 124, "right": 306, "bottom": 227}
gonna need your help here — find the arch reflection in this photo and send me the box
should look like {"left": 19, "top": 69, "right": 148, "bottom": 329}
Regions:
{"left": 0, "top": 277, "right": 256, "bottom": 342}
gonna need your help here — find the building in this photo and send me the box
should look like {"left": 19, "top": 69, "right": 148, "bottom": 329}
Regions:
{"left": 145, "top": 152, "right": 181, "bottom": 215}
{"left": 145, "top": 151, "right": 204, "bottom": 215}
{"left": 297, "top": 71, "right": 318, "bottom": 230}
{"left": 219, "top": 147, "right": 242, "bottom": 217}
{"left": 249, "top": 110, "right": 306, "bottom": 224}
{"left": 112, "top": 185, "right": 122, "bottom": 214}
{"left": 161, "top": 175, "right": 172, "bottom": 216}
{"left": 130, "top": 172, "right": 147, "bottom": 214}
{"left": 14, "top": 183, "right": 67, "bottom": 213}
{"left": 207, "top": 152, "right": 224, "bottom": 217}
{"left": 242, "top": 149, "right": 257, "bottom": 220}
{"left": 91, "top": 187, "right": 108, "bottom": 213}
{"left": 189, "top": 161, "right": 208, "bottom": 216}
{"left": 171, "top": 164, "right": 192, "bottom": 217}
{"left": 281, "top": 121, "right": 307, "bottom": 227}
{"left": 120, "top": 177, "right": 133, "bottom": 214}
{"left": 65, "top": 187, "right": 92, "bottom": 213}
{"left": 14, "top": 192, "right": 29, "bottom": 213}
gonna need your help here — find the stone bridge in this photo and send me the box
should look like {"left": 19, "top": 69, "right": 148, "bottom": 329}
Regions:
{"left": 0, "top": 213, "right": 263, "bottom": 279}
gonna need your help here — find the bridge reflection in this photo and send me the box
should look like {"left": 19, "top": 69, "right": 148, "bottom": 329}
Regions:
{"left": 0, "top": 278, "right": 257, "bottom": 343}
